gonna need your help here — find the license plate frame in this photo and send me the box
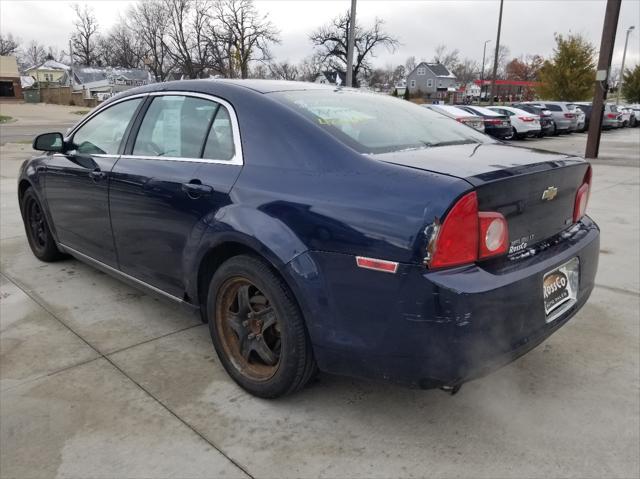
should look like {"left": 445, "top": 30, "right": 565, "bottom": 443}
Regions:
{"left": 543, "top": 257, "right": 580, "bottom": 323}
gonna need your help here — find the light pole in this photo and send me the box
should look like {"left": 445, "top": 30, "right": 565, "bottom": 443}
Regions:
{"left": 489, "top": 0, "right": 504, "bottom": 105}
{"left": 345, "top": 0, "right": 357, "bottom": 87}
{"left": 480, "top": 39, "right": 491, "bottom": 102}
{"left": 616, "top": 25, "right": 635, "bottom": 104}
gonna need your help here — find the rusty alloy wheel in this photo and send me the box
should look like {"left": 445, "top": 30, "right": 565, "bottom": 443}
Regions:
{"left": 215, "top": 277, "right": 282, "bottom": 381}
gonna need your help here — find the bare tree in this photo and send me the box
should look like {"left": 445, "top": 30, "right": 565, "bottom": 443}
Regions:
{"left": 452, "top": 58, "right": 479, "bottom": 84}
{"left": 310, "top": 12, "right": 399, "bottom": 86}
{"left": 250, "top": 63, "right": 270, "bottom": 79}
{"left": 433, "top": 44, "right": 459, "bottom": 70}
{"left": 209, "top": 0, "right": 280, "bottom": 79}
{"left": 486, "top": 44, "right": 510, "bottom": 79}
{"left": 71, "top": 3, "right": 100, "bottom": 65}
{"left": 45, "top": 46, "right": 68, "bottom": 63}
{"left": 269, "top": 61, "right": 298, "bottom": 80}
{"left": 164, "top": 0, "right": 211, "bottom": 78}
{"left": 392, "top": 64, "right": 405, "bottom": 84}
{"left": 405, "top": 56, "right": 416, "bottom": 74}
{"left": 297, "top": 54, "right": 324, "bottom": 82}
{"left": 21, "top": 40, "right": 47, "bottom": 68}
{"left": 0, "top": 33, "right": 20, "bottom": 56}
{"left": 130, "top": 1, "right": 172, "bottom": 80}
{"left": 100, "top": 18, "right": 145, "bottom": 68}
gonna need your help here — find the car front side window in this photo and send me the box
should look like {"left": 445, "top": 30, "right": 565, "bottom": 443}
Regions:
{"left": 72, "top": 98, "right": 143, "bottom": 155}
{"left": 133, "top": 95, "right": 220, "bottom": 159}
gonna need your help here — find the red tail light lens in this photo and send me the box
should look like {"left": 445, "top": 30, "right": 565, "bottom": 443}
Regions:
{"left": 428, "top": 192, "right": 510, "bottom": 269}
{"left": 519, "top": 116, "right": 535, "bottom": 122}
{"left": 485, "top": 119, "right": 502, "bottom": 125}
{"left": 429, "top": 192, "right": 479, "bottom": 269}
{"left": 573, "top": 166, "right": 592, "bottom": 222}
{"left": 606, "top": 113, "right": 617, "bottom": 119}
{"left": 564, "top": 113, "right": 575, "bottom": 118}
{"left": 478, "top": 212, "right": 508, "bottom": 258}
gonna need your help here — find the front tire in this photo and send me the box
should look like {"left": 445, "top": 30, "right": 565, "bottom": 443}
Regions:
{"left": 206, "top": 255, "right": 316, "bottom": 398}
{"left": 21, "top": 188, "right": 64, "bottom": 262}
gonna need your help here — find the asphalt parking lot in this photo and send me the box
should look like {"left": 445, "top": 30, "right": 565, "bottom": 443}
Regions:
{"left": 1, "top": 103, "right": 639, "bottom": 479}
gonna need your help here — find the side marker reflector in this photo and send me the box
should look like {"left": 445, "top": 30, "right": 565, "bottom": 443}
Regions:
{"left": 356, "top": 256, "right": 399, "bottom": 274}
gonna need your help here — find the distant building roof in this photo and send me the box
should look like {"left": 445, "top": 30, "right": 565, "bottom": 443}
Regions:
{"left": 317, "top": 70, "right": 347, "bottom": 85}
{"left": 0, "top": 55, "right": 20, "bottom": 77}
{"left": 26, "top": 60, "right": 71, "bottom": 72}
{"left": 425, "top": 62, "right": 454, "bottom": 77}
{"left": 73, "top": 66, "right": 154, "bottom": 85}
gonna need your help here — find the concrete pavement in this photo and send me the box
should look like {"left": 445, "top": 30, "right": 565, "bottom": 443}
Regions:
{"left": 1, "top": 113, "right": 638, "bottom": 478}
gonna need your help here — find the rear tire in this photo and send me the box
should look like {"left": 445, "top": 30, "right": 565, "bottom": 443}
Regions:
{"left": 206, "top": 255, "right": 317, "bottom": 398}
{"left": 21, "top": 188, "right": 64, "bottom": 262}
{"left": 505, "top": 127, "right": 517, "bottom": 140}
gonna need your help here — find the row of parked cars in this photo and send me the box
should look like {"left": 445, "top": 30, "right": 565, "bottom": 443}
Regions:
{"left": 425, "top": 101, "right": 640, "bottom": 141}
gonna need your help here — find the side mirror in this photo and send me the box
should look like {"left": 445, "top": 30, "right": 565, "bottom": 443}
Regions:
{"left": 33, "top": 132, "right": 64, "bottom": 152}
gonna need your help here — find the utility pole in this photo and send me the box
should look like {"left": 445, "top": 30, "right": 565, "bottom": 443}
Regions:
{"left": 585, "top": 0, "right": 622, "bottom": 159}
{"left": 345, "top": 0, "right": 357, "bottom": 87}
{"left": 616, "top": 25, "right": 635, "bottom": 104}
{"left": 481, "top": 39, "right": 491, "bottom": 103}
{"left": 489, "top": 0, "right": 504, "bottom": 105}
{"left": 68, "top": 39, "right": 74, "bottom": 88}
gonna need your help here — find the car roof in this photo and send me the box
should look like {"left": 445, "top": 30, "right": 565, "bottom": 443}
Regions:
{"left": 425, "top": 104, "right": 478, "bottom": 117}
{"left": 461, "top": 105, "right": 503, "bottom": 116}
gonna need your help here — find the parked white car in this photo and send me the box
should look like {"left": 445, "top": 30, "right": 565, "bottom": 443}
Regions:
{"left": 568, "top": 104, "right": 586, "bottom": 132}
{"left": 619, "top": 107, "right": 633, "bottom": 127}
{"left": 422, "top": 104, "right": 485, "bottom": 132}
{"left": 486, "top": 106, "right": 541, "bottom": 139}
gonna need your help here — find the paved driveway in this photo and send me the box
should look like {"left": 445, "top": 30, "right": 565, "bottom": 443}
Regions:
{"left": 1, "top": 116, "right": 639, "bottom": 478}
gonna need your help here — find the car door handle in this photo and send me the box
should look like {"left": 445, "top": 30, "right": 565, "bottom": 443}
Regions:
{"left": 182, "top": 180, "right": 213, "bottom": 198}
{"left": 89, "top": 169, "right": 107, "bottom": 181}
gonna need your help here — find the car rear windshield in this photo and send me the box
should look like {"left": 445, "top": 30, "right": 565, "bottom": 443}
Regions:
{"left": 466, "top": 106, "right": 503, "bottom": 117}
{"left": 271, "top": 90, "right": 492, "bottom": 154}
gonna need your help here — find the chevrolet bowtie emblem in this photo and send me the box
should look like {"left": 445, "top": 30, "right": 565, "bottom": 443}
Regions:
{"left": 541, "top": 186, "right": 558, "bottom": 201}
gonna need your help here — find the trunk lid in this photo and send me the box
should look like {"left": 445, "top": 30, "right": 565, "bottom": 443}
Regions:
{"left": 377, "top": 143, "right": 589, "bottom": 252}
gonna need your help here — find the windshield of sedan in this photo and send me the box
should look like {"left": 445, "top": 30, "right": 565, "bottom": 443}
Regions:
{"left": 271, "top": 90, "right": 493, "bottom": 154}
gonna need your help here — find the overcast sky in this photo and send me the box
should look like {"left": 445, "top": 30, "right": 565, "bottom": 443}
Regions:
{"left": 1, "top": 0, "right": 638, "bottom": 69}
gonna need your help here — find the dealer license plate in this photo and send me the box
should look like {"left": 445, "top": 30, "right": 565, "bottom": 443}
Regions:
{"left": 543, "top": 257, "right": 579, "bottom": 322}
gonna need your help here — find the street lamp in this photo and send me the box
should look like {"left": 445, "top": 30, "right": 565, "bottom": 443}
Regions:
{"left": 617, "top": 25, "right": 635, "bottom": 104}
{"left": 480, "top": 40, "right": 491, "bottom": 102}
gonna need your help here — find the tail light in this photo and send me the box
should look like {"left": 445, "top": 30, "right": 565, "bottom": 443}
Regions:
{"left": 519, "top": 116, "right": 535, "bottom": 122}
{"left": 564, "top": 113, "right": 575, "bottom": 119}
{"left": 485, "top": 118, "right": 502, "bottom": 125}
{"left": 428, "top": 192, "right": 509, "bottom": 269}
{"left": 573, "top": 166, "right": 592, "bottom": 222}
{"left": 606, "top": 113, "right": 617, "bottom": 119}
{"left": 478, "top": 212, "right": 509, "bottom": 258}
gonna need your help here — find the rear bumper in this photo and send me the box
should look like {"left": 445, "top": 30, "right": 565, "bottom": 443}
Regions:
{"left": 286, "top": 217, "right": 599, "bottom": 389}
{"left": 485, "top": 125, "right": 512, "bottom": 139}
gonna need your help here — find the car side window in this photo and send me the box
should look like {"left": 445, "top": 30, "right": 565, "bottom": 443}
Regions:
{"left": 133, "top": 95, "right": 218, "bottom": 158}
{"left": 547, "top": 104, "right": 562, "bottom": 112}
{"left": 203, "top": 106, "right": 235, "bottom": 161}
{"left": 73, "top": 98, "right": 143, "bottom": 155}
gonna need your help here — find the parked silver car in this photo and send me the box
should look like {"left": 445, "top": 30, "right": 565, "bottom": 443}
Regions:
{"left": 603, "top": 103, "right": 622, "bottom": 129}
{"left": 521, "top": 101, "right": 576, "bottom": 133}
{"left": 422, "top": 104, "right": 485, "bottom": 132}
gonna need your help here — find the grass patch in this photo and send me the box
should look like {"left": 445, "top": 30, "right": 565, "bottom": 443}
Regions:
{"left": 71, "top": 110, "right": 90, "bottom": 115}
{"left": 0, "top": 115, "right": 14, "bottom": 123}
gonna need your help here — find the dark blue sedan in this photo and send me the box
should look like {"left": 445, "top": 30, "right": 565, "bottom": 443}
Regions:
{"left": 19, "top": 80, "right": 599, "bottom": 397}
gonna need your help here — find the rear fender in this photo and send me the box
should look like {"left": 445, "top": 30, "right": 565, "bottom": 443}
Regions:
{"left": 185, "top": 204, "right": 308, "bottom": 304}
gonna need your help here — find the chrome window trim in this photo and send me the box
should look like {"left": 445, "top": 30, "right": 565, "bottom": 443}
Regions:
{"left": 65, "top": 93, "right": 150, "bottom": 140}
{"left": 66, "top": 91, "right": 244, "bottom": 166}
{"left": 130, "top": 91, "right": 243, "bottom": 166}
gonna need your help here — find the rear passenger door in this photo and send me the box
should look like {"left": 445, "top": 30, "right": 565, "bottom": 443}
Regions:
{"left": 109, "top": 93, "right": 243, "bottom": 297}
